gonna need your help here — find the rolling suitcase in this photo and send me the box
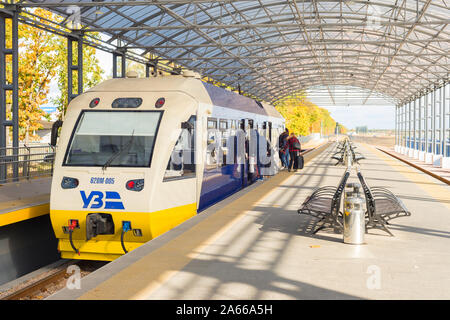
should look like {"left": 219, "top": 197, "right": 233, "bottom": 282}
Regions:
{"left": 296, "top": 154, "right": 304, "bottom": 170}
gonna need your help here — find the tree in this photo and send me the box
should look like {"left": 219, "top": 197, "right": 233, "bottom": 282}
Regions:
{"left": 16, "top": 9, "right": 61, "bottom": 142}
{"left": 4, "top": 8, "right": 104, "bottom": 142}
{"left": 275, "top": 93, "right": 340, "bottom": 137}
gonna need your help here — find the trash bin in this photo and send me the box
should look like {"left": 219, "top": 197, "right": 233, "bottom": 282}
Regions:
{"left": 343, "top": 186, "right": 365, "bottom": 244}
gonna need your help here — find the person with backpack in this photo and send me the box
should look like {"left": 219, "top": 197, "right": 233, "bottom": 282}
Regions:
{"left": 287, "top": 133, "right": 301, "bottom": 172}
{"left": 278, "top": 129, "right": 290, "bottom": 169}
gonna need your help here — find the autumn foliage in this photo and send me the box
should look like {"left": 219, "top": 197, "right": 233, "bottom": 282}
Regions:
{"left": 275, "top": 93, "right": 342, "bottom": 136}
{"left": 4, "top": 8, "right": 103, "bottom": 142}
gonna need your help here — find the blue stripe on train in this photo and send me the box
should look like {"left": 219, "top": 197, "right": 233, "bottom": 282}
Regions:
{"left": 198, "top": 164, "right": 242, "bottom": 212}
{"left": 198, "top": 162, "right": 260, "bottom": 212}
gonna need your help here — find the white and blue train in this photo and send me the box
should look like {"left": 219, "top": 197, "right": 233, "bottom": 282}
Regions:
{"left": 49, "top": 70, "right": 285, "bottom": 261}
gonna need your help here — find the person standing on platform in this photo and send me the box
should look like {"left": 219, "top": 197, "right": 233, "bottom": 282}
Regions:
{"left": 278, "top": 129, "right": 290, "bottom": 169}
{"left": 287, "top": 133, "right": 301, "bottom": 172}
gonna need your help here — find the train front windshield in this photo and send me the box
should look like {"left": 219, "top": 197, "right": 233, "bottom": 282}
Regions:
{"left": 64, "top": 110, "right": 162, "bottom": 167}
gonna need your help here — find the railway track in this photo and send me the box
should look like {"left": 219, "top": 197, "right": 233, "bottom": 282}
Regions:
{"left": 0, "top": 260, "right": 107, "bottom": 300}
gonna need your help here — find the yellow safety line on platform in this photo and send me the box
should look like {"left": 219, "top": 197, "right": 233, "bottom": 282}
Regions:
{"left": 0, "top": 202, "right": 50, "bottom": 227}
{"left": 377, "top": 147, "right": 450, "bottom": 185}
{"left": 79, "top": 143, "right": 330, "bottom": 300}
{"left": 361, "top": 144, "right": 450, "bottom": 211}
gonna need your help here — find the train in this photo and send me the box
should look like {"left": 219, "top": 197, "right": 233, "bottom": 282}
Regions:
{"left": 49, "top": 70, "right": 285, "bottom": 261}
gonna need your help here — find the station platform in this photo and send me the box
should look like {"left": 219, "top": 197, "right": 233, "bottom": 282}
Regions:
{"left": 0, "top": 177, "right": 51, "bottom": 227}
{"left": 0, "top": 177, "right": 58, "bottom": 286}
{"left": 49, "top": 142, "right": 450, "bottom": 300}
{"left": 377, "top": 147, "right": 450, "bottom": 185}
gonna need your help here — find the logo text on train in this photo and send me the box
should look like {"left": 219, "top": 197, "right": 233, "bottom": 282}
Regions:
{"left": 80, "top": 191, "right": 125, "bottom": 209}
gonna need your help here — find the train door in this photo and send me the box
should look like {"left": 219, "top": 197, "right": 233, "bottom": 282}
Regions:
{"left": 163, "top": 115, "right": 197, "bottom": 214}
{"left": 247, "top": 119, "right": 257, "bottom": 183}
{"left": 238, "top": 119, "right": 247, "bottom": 187}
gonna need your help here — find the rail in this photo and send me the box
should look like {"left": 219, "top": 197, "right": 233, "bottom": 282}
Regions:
{"left": 0, "top": 144, "right": 56, "bottom": 184}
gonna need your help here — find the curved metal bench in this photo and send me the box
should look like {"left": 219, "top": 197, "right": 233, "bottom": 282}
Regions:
{"left": 356, "top": 168, "right": 411, "bottom": 236}
{"left": 298, "top": 169, "right": 351, "bottom": 234}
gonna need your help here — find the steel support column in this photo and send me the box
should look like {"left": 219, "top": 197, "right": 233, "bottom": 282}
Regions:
{"left": 413, "top": 99, "right": 417, "bottom": 151}
{"left": 400, "top": 104, "right": 404, "bottom": 148}
{"left": 440, "top": 86, "right": 445, "bottom": 155}
{"left": 0, "top": 9, "right": 19, "bottom": 182}
{"left": 395, "top": 105, "right": 398, "bottom": 147}
{"left": 67, "top": 34, "right": 83, "bottom": 104}
{"left": 444, "top": 83, "right": 449, "bottom": 157}
{"left": 145, "top": 63, "right": 151, "bottom": 78}
{"left": 408, "top": 101, "right": 411, "bottom": 149}
{"left": 418, "top": 96, "right": 422, "bottom": 151}
{"left": 432, "top": 88, "right": 436, "bottom": 155}
{"left": 425, "top": 93, "right": 429, "bottom": 153}
{"left": 403, "top": 103, "right": 407, "bottom": 148}
{"left": 113, "top": 50, "right": 126, "bottom": 78}
{"left": 145, "top": 59, "right": 158, "bottom": 77}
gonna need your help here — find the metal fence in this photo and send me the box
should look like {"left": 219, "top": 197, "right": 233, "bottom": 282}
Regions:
{"left": 0, "top": 144, "right": 56, "bottom": 184}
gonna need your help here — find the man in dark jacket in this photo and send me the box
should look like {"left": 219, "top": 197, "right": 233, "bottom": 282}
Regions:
{"left": 287, "top": 133, "right": 301, "bottom": 172}
{"left": 278, "top": 129, "right": 289, "bottom": 168}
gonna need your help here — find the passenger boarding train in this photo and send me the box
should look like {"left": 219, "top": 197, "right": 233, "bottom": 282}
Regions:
{"left": 50, "top": 70, "right": 285, "bottom": 261}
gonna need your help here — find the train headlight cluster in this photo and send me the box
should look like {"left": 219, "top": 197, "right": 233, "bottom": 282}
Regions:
{"left": 61, "top": 176, "right": 79, "bottom": 189}
{"left": 126, "top": 179, "right": 144, "bottom": 191}
{"left": 112, "top": 98, "right": 143, "bottom": 108}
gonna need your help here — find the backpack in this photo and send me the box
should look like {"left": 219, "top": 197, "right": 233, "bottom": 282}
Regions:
{"left": 292, "top": 139, "right": 301, "bottom": 150}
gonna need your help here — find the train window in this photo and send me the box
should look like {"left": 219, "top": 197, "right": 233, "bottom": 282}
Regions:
{"left": 219, "top": 120, "right": 230, "bottom": 167}
{"left": 207, "top": 118, "right": 217, "bottom": 129}
{"left": 206, "top": 125, "right": 219, "bottom": 170}
{"left": 219, "top": 120, "right": 228, "bottom": 131}
{"left": 164, "top": 116, "right": 196, "bottom": 181}
{"left": 239, "top": 120, "right": 245, "bottom": 131}
{"left": 64, "top": 110, "right": 162, "bottom": 167}
{"left": 207, "top": 117, "right": 227, "bottom": 170}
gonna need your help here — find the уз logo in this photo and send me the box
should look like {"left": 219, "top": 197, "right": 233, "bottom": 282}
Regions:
{"left": 80, "top": 191, "right": 124, "bottom": 209}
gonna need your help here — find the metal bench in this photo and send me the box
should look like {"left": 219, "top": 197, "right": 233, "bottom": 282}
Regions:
{"left": 331, "top": 141, "right": 348, "bottom": 165}
{"left": 356, "top": 167, "right": 411, "bottom": 236}
{"left": 348, "top": 145, "right": 365, "bottom": 164}
{"left": 297, "top": 169, "right": 351, "bottom": 234}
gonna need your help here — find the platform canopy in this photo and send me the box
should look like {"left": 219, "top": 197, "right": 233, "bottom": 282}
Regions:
{"left": 7, "top": 0, "right": 450, "bottom": 105}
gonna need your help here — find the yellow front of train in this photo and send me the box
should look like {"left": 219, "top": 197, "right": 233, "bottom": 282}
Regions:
{"left": 50, "top": 75, "right": 207, "bottom": 261}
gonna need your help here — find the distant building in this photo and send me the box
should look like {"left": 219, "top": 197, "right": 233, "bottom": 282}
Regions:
{"left": 36, "top": 119, "right": 54, "bottom": 144}
{"left": 356, "top": 126, "right": 368, "bottom": 134}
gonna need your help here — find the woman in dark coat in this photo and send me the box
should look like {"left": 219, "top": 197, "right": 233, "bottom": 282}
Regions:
{"left": 287, "top": 133, "right": 301, "bottom": 172}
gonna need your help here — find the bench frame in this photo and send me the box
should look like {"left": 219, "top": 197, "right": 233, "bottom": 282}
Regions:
{"left": 356, "top": 168, "right": 411, "bottom": 236}
{"left": 298, "top": 169, "right": 350, "bottom": 234}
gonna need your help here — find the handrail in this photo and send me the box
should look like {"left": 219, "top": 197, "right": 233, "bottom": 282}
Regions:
{"left": 0, "top": 144, "right": 56, "bottom": 184}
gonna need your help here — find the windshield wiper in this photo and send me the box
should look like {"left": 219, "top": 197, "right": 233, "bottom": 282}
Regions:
{"left": 102, "top": 131, "right": 135, "bottom": 171}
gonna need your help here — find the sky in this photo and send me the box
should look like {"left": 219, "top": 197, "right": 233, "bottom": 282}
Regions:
{"left": 322, "top": 105, "right": 395, "bottom": 130}
{"left": 43, "top": 49, "right": 396, "bottom": 130}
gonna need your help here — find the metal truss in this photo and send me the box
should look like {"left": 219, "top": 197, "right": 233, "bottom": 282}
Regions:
{"left": 1, "top": 0, "right": 449, "bottom": 106}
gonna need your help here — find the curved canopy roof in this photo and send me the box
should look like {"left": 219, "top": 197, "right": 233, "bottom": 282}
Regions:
{"left": 11, "top": 0, "right": 450, "bottom": 105}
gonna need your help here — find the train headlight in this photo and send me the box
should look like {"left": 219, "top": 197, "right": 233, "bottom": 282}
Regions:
{"left": 155, "top": 97, "right": 165, "bottom": 108}
{"left": 89, "top": 98, "right": 100, "bottom": 108}
{"left": 126, "top": 179, "right": 144, "bottom": 191}
{"left": 61, "top": 176, "right": 79, "bottom": 189}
